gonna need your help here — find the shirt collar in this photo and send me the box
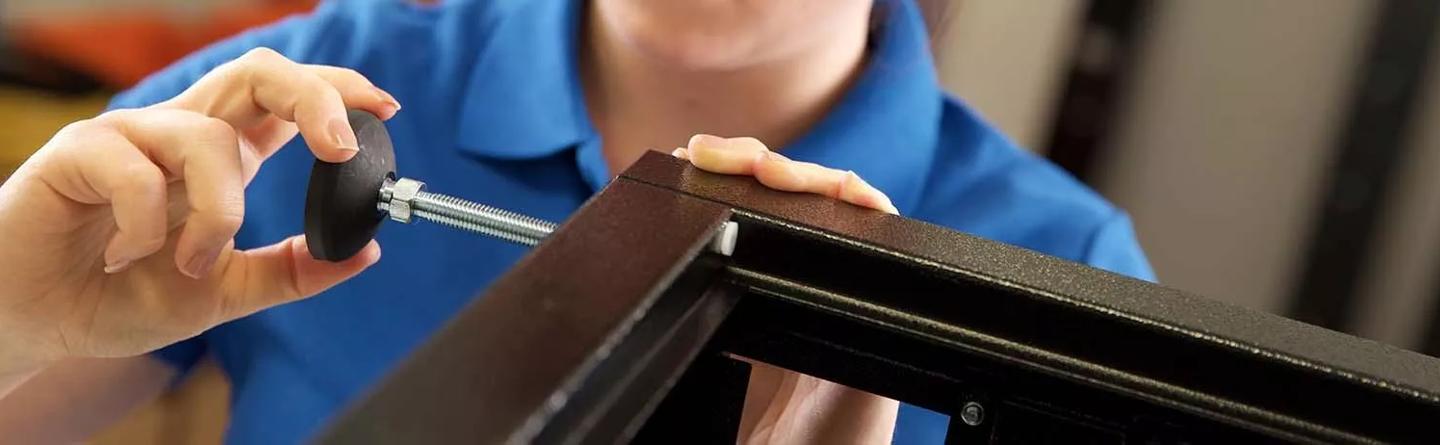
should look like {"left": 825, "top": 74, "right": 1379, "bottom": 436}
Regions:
{"left": 455, "top": 0, "right": 593, "bottom": 159}
{"left": 457, "top": 0, "right": 943, "bottom": 213}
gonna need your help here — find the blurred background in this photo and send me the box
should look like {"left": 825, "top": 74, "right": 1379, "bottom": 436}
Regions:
{"left": 3, "top": 0, "right": 1439, "bottom": 443}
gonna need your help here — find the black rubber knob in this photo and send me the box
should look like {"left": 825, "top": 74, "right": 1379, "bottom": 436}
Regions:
{"left": 304, "top": 110, "right": 396, "bottom": 261}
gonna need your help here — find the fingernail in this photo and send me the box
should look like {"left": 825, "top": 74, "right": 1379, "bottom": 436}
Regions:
{"left": 374, "top": 87, "right": 401, "bottom": 108}
{"left": 671, "top": 147, "right": 690, "bottom": 160}
{"left": 104, "top": 260, "right": 132, "bottom": 274}
{"left": 373, "top": 87, "right": 402, "bottom": 116}
{"left": 853, "top": 174, "right": 900, "bottom": 214}
{"left": 182, "top": 247, "right": 221, "bottom": 279}
{"left": 328, "top": 117, "right": 360, "bottom": 153}
{"left": 689, "top": 134, "right": 727, "bottom": 150}
{"left": 851, "top": 171, "right": 879, "bottom": 192}
{"left": 872, "top": 196, "right": 900, "bottom": 214}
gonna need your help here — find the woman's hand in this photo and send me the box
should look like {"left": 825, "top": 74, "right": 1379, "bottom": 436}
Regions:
{"left": 0, "top": 48, "right": 397, "bottom": 390}
{"left": 675, "top": 134, "right": 897, "bottom": 214}
{"left": 677, "top": 134, "right": 900, "bottom": 444}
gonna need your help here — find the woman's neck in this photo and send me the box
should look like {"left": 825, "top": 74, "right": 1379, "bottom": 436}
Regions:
{"left": 580, "top": 6, "right": 871, "bottom": 175}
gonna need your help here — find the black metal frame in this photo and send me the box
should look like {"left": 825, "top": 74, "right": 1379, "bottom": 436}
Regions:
{"left": 319, "top": 153, "right": 1440, "bottom": 444}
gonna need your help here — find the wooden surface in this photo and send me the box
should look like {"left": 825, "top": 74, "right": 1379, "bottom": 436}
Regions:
{"left": 0, "top": 86, "right": 109, "bottom": 177}
{"left": 91, "top": 361, "right": 230, "bottom": 445}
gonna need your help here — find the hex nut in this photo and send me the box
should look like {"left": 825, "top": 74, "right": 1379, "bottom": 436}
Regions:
{"left": 387, "top": 177, "right": 426, "bottom": 223}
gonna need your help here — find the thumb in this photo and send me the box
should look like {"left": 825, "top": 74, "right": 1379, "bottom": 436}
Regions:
{"left": 218, "top": 235, "right": 380, "bottom": 321}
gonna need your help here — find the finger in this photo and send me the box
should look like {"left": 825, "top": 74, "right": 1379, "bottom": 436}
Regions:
{"left": 834, "top": 171, "right": 898, "bottom": 214}
{"left": 686, "top": 134, "right": 769, "bottom": 175}
{"left": 100, "top": 159, "right": 169, "bottom": 272}
{"left": 218, "top": 235, "right": 380, "bottom": 320}
{"left": 57, "top": 127, "right": 170, "bottom": 272}
{"left": 684, "top": 134, "right": 899, "bottom": 213}
{"left": 749, "top": 152, "right": 847, "bottom": 196}
{"left": 306, "top": 65, "right": 401, "bottom": 120}
{"left": 753, "top": 152, "right": 898, "bottom": 214}
{"left": 235, "top": 116, "right": 296, "bottom": 184}
{"left": 166, "top": 48, "right": 396, "bottom": 163}
{"left": 232, "top": 49, "right": 357, "bottom": 163}
{"left": 113, "top": 109, "right": 247, "bottom": 278}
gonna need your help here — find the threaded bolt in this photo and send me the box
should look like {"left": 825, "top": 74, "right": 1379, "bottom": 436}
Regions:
{"left": 379, "top": 177, "right": 556, "bottom": 245}
{"left": 377, "top": 176, "right": 737, "bottom": 254}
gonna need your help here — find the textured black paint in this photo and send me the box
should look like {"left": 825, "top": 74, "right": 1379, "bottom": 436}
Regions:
{"left": 322, "top": 152, "right": 1440, "bottom": 444}
{"left": 316, "top": 178, "right": 735, "bottom": 444}
{"left": 626, "top": 153, "right": 1440, "bottom": 443}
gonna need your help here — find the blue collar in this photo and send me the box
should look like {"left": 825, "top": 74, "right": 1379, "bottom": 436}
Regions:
{"left": 455, "top": 0, "right": 943, "bottom": 213}
{"left": 455, "top": 0, "right": 594, "bottom": 160}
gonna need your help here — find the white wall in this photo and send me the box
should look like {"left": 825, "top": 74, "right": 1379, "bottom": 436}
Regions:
{"left": 1097, "top": 0, "right": 1376, "bottom": 312}
{"left": 935, "top": 0, "right": 1087, "bottom": 151}
{"left": 1352, "top": 35, "right": 1440, "bottom": 348}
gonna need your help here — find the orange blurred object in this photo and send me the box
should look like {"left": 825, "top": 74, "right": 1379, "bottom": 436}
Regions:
{"left": 11, "top": 1, "right": 319, "bottom": 89}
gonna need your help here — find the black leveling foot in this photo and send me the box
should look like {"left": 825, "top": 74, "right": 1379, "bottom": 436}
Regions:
{"left": 303, "top": 110, "right": 563, "bottom": 263}
{"left": 304, "top": 110, "right": 396, "bottom": 261}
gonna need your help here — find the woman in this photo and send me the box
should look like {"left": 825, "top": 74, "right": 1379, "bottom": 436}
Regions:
{"left": 0, "top": 0, "right": 1152, "bottom": 443}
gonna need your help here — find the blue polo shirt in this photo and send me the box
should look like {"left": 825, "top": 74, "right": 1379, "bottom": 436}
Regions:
{"left": 110, "top": 0, "right": 1154, "bottom": 443}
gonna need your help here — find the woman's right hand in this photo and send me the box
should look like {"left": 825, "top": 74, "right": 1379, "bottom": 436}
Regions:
{"left": 0, "top": 48, "right": 398, "bottom": 379}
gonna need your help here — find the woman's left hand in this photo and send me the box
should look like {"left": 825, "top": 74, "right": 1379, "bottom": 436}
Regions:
{"left": 675, "top": 134, "right": 901, "bottom": 444}
{"left": 675, "top": 134, "right": 898, "bottom": 215}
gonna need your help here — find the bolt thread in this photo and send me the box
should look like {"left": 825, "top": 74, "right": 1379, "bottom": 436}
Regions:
{"left": 411, "top": 191, "right": 557, "bottom": 246}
